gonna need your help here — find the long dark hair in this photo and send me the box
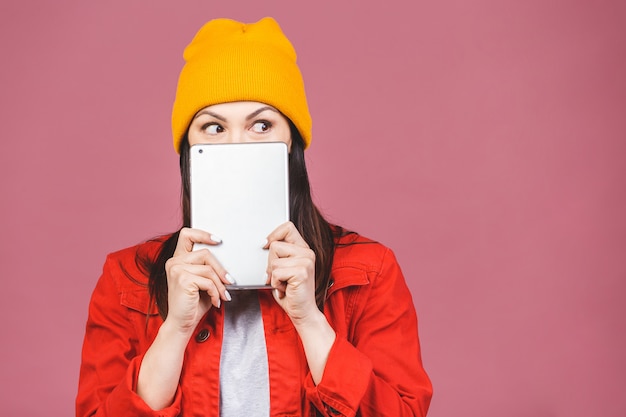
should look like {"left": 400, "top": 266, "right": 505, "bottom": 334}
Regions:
{"left": 141, "top": 122, "right": 336, "bottom": 319}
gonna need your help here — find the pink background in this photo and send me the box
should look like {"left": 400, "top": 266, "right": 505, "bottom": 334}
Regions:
{"left": 1, "top": 1, "right": 625, "bottom": 416}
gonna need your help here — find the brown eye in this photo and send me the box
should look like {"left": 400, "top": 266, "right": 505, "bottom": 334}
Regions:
{"left": 251, "top": 121, "right": 271, "bottom": 133}
{"left": 204, "top": 124, "right": 224, "bottom": 135}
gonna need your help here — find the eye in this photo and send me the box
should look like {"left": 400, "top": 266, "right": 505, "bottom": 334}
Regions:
{"left": 251, "top": 121, "right": 271, "bottom": 133}
{"left": 203, "top": 123, "right": 224, "bottom": 135}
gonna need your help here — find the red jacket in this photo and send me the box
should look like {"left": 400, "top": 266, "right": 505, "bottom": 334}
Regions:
{"left": 77, "top": 232, "right": 432, "bottom": 416}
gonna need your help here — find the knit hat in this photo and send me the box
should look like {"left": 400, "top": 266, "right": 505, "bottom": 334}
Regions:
{"left": 171, "top": 17, "right": 312, "bottom": 153}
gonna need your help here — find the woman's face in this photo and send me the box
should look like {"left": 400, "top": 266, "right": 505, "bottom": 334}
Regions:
{"left": 187, "top": 101, "right": 292, "bottom": 150}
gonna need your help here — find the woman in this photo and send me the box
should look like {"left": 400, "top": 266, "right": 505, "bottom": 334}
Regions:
{"left": 77, "top": 17, "right": 432, "bottom": 417}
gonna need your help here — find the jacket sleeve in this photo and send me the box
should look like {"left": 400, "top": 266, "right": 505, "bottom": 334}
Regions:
{"left": 76, "top": 254, "right": 183, "bottom": 417}
{"left": 305, "top": 248, "right": 433, "bottom": 417}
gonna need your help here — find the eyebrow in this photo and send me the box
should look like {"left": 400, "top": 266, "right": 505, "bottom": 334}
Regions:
{"left": 245, "top": 106, "right": 279, "bottom": 121}
{"left": 193, "top": 105, "right": 280, "bottom": 122}
{"left": 193, "top": 110, "right": 226, "bottom": 122}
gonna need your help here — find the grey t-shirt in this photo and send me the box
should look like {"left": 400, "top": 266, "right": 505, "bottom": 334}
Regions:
{"left": 219, "top": 291, "right": 270, "bottom": 417}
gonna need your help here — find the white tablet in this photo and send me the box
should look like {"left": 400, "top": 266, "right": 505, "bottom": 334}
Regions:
{"left": 189, "top": 142, "right": 290, "bottom": 289}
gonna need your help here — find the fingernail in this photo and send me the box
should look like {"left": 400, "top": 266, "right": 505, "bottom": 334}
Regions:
{"left": 261, "top": 238, "right": 268, "bottom": 248}
{"left": 225, "top": 273, "right": 235, "bottom": 284}
{"left": 211, "top": 234, "right": 222, "bottom": 244}
{"left": 224, "top": 290, "right": 232, "bottom": 302}
{"left": 217, "top": 299, "right": 221, "bottom": 308}
{"left": 263, "top": 272, "right": 269, "bottom": 284}
{"left": 273, "top": 288, "right": 280, "bottom": 299}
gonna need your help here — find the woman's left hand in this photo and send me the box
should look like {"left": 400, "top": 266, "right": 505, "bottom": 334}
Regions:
{"left": 266, "top": 221, "right": 336, "bottom": 384}
{"left": 265, "top": 221, "right": 318, "bottom": 324}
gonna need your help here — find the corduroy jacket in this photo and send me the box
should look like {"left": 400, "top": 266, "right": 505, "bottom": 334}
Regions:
{"left": 77, "top": 232, "right": 432, "bottom": 417}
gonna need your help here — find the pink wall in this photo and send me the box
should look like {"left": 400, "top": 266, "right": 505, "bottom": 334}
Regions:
{"left": 1, "top": 1, "right": 624, "bottom": 415}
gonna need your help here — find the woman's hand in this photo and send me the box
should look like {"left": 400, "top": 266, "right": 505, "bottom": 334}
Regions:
{"left": 164, "top": 227, "right": 232, "bottom": 335}
{"left": 265, "top": 221, "right": 336, "bottom": 384}
{"left": 265, "top": 221, "right": 318, "bottom": 324}
{"left": 138, "top": 227, "right": 232, "bottom": 409}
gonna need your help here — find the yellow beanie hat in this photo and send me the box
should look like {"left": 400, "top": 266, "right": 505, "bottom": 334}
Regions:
{"left": 171, "top": 17, "right": 312, "bottom": 153}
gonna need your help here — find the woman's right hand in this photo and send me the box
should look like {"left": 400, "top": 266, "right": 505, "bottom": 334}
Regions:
{"left": 138, "top": 228, "right": 232, "bottom": 409}
{"left": 163, "top": 227, "right": 233, "bottom": 335}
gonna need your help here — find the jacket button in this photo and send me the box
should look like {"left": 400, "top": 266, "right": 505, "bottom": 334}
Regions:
{"left": 195, "top": 329, "right": 210, "bottom": 343}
